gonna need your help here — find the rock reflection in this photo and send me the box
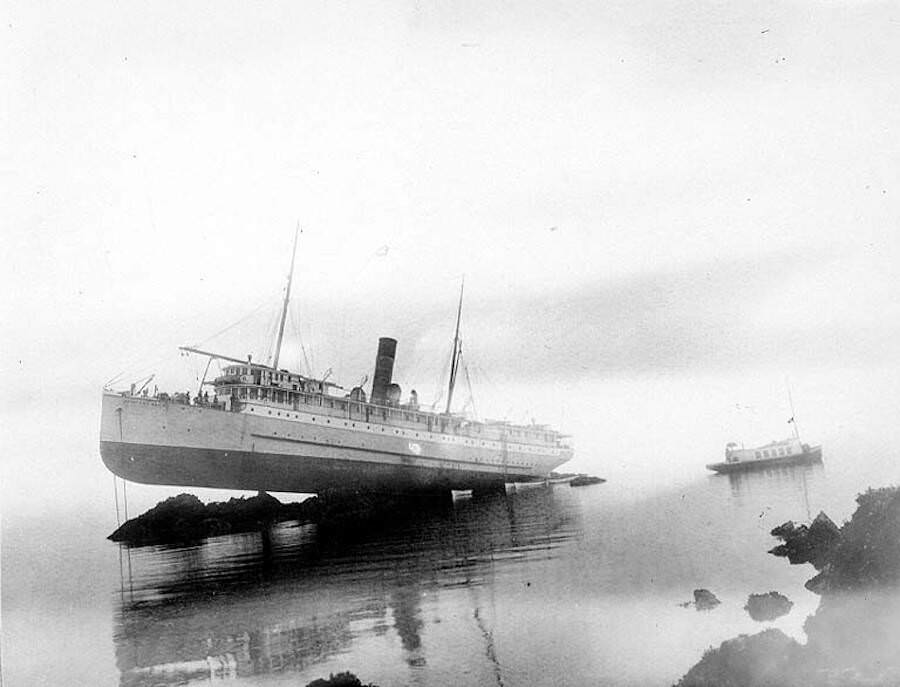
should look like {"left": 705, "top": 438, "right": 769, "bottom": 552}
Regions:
{"left": 112, "top": 485, "right": 579, "bottom": 686}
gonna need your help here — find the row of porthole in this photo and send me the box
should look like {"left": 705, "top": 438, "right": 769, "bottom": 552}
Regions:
{"left": 247, "top": 404, "right": 559, "bottom": 456}
{"left": 187, "top": 398, "right": 556, "bottom": 451}
{"left": 262, "top": 428, "right": 535, "bottom": 469}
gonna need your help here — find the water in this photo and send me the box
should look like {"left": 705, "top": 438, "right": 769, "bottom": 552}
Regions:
{"left": 3, "top": 459, "right": 871, "bottom": 687}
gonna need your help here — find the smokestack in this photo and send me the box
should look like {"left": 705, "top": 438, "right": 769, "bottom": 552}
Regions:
{"left": 371, "top": 337, "right": 397, "bottom": 404}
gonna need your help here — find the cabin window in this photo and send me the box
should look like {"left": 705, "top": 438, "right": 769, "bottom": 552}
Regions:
{"left": 250, "top": 388, "right": 258, "bottom": 400}
{"left": 755, "top": 452, "right": 761, "bottom": 459}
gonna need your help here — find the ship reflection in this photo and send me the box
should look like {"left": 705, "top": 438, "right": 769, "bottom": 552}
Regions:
{"left": 723, "top": 462, "right": 825, "bottom": 516}
{"left": 112, "top": 485, "right": 580, "bottom": 686}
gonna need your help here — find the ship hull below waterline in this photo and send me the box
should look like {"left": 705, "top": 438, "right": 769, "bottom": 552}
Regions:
{"left": 100, "top": 440, "right": 528, "bottom": 493}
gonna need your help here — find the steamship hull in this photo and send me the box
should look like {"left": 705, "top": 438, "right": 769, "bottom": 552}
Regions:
{"left": 100, "top": 393, "right": 571, "bottom": 494}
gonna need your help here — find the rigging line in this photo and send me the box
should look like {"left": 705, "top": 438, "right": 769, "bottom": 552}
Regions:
{"left": 265, "top": 307, "right": 281, "bottom": 365}
{"left": 191, "top": 291, "right": 283, "bottom": 350}
{"left": 462, "top": 353, "right": 478, "bottom": 420}
{"left": 113, "top": 475, "right": 121, "bottom": 527}
{"left": 299, "top": 337, "right": 313, "bottom": 378}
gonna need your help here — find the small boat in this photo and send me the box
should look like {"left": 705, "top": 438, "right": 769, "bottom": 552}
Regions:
{"left": 706, "top": 437, "right": 822, "bottom": 473}
{"left": 707, "top": 391, "right": 822, "bottom": 473}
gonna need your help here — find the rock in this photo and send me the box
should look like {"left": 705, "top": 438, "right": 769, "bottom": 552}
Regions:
{"left": 693, "top": 589, "right": 721, "bottom": 611}
{"left": 305, "top": 672, "right": 379, "bottom": 687}
{"left": 680, "top": 485, "right": 900, "bottom": 686}
{"left": 108, "top": 492, "right": 320, "bottom": 545}
{"left": 744, "top": 592, "right": 793, "bottom": 622}
{"left": 814, "top": 487, "right": 900, "bottom": 591}
{"left": 569, "top": 475, "right": 606, "bottom": 487}
{"left": 769, "top": 511, "right": 840, "bottom": 569}
{"left": 675, "top": 629, "right": 803, "bottom": 687}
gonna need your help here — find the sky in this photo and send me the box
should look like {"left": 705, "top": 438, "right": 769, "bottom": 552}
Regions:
{"left": 3, "top": 0, "right": 900, "bottom": 514}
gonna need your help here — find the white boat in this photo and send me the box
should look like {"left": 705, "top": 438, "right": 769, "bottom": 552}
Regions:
{"left": 706, "top": 437, "right": 822, "bottom": 473}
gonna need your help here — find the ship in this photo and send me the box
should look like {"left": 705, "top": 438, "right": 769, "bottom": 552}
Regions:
{"left": 100, "top": 230, "right": 573, "bottom": 496}
{"left": 705, "top": 437, "right": 823, "bottom": 473}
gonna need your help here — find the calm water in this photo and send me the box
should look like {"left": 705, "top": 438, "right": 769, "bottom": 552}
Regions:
{"left": 5, "top": 457, "right": 876, "bottom": 687}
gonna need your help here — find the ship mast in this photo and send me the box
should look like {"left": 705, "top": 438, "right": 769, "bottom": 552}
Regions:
{"left": 445, "top": 277, "right": 464, "bottom": 414}
{"left": 272, "top": 224, "right": 300, "bottom": 371}
{"left": 787, "top": 385, "right": 801, "bottom": 440}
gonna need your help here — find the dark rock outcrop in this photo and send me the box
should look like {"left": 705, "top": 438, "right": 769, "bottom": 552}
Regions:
{"left": 771, "top": 488, "right": 900, "bottom": 594}
{"left": 569, "top": 474, "right": 606, "bottom": 487}
{"left": 305, "top": 672, "right": 379, "bottom": 687}
{"left": 693, "top": 589, "right": 721, "bottom": 611}
{"left": 108, "top": 492, "right": 320, "bottom": 545}
{"left": 744, "top": 592, "right": 793, "bottom": 622}
{"left": 677, "top": 485, "right": 900, "bottom": 686}
{"left": 768, "top": 511, "right": 840, "bottom": 569}
{"left": 676, "top": 629, "right": 803, "bottom": 687}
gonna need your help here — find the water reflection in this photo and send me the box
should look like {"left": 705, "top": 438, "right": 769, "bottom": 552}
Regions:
{"left": 722, "top": 462, "right": 825, "bottom": 515}
{"left": 112, "top": 485, "right": 581, "bottom": 686}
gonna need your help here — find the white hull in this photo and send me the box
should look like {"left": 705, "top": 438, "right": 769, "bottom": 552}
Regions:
{"left": 100, "top": 393, "right": 572, "bottom": 493}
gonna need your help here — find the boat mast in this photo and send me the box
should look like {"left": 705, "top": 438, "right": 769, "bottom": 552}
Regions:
{"left": 787, "top": 384, "right": 801, "bottom": 440}
{"left": 273, "top": 224, "right": 300, "bottom": 371}
{"left": 445, "top": 277, "right": 465, "bottom": 415}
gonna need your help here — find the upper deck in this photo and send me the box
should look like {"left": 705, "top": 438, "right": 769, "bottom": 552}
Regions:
{"left": 211, "top": 363, "right": 569, "bottom": 449}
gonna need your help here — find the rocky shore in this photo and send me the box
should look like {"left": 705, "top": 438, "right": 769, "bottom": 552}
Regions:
{"left": 108, "top": 489, "right": 458, "bottom": 545}
{"left": 108, "top": 492, "right": 320, "bottom": 545}
{"left": 677, "top": 486, "right": 900, "bottom": 687}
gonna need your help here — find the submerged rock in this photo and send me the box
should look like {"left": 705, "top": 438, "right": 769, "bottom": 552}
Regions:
{"left": 569, "top": 474, "right": 606, "bottom": 487}
{"left": 744, "top": 592, "right": 793, "bottom": 622}
{"left": 692, "top": 589, "right": 721, "bottom": 611}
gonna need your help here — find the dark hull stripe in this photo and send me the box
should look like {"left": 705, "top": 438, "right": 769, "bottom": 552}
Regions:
{"left": 100, "top": 441, "right": 538, "bottom": 493}
{"left": 706, "top": 448, "right": 823, "bottom": 474}
{"left": 249, "top": 431, "right": 523, "bottom": 468}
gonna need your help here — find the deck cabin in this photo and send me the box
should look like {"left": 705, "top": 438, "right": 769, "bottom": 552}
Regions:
{"left": 210, "top": 363, "right": 568, "bottom": 449}
{"left": 724, "top": 437, "right": 804, "bottom": 463}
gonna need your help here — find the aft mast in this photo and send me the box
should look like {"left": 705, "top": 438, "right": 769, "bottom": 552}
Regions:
{"left": 445, "top": 277, "right": 465, "bottom": 414}
{"left": 272, "top": 225, "right": 300, "bottom": 370}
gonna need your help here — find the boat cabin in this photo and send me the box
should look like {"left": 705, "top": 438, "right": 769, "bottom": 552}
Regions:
{"left": 724, "top": 437, "right": 804, "bottom": 463}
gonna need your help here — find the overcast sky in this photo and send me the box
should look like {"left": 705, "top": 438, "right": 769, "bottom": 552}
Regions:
{"left": 3, "top": 1, "right": 900, "bottom": 507}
